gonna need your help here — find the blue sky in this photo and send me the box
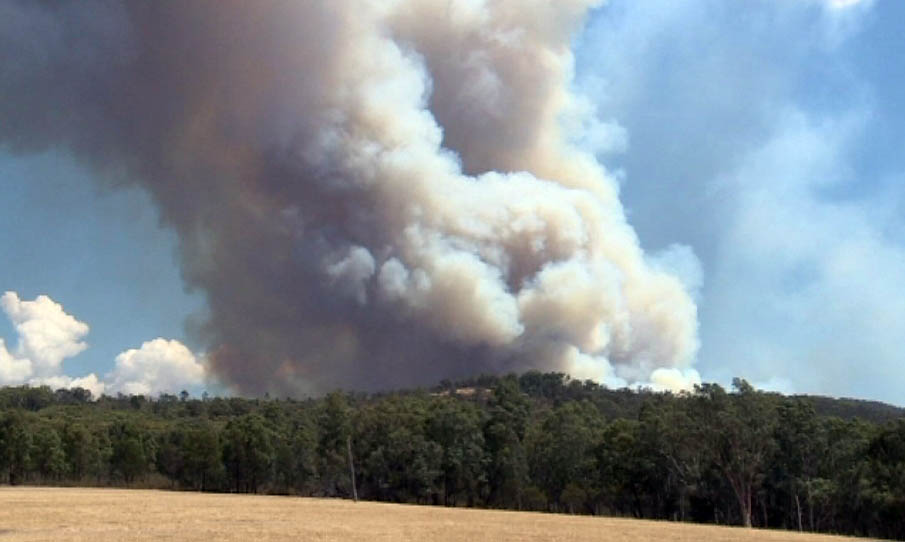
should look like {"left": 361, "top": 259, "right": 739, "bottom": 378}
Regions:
{"left": 576, "top": 0, "right": 905, "bottom": 402}
{"left": 1, "top": 0, "right": 903, "bottom": 403}
{"left": 0, "top": 151, "right": 206, "bottom": 395}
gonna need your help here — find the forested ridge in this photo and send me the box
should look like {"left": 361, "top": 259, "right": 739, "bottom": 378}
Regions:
{"left": 0, "top": 373, "right": 903, "bottom": 539}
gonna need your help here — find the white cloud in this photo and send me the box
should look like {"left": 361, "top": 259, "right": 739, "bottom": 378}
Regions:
{"left": 31, "top": 373, "right": 106, "bottom": 400}
{"left": 0, "top": 338, "right": 32, "bottom": 384}
{"left": 0, "top": 291, "right": 105, "bottom": 398}
{"left": 106, "top": 338, "right": 206, "bottom": 396}
{"left": 810, "top": 0, "right": 875, "bottom": 47}
{"left": 1, "top": 291, "right": 204, "bottom": 398}
{"left": 822, "top": 0, "right": 870, "bottom": 10}
{"left": 0, "top": 291, "right": 89, "bottom": 378}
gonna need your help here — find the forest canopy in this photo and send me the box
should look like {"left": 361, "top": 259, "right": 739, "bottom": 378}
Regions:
{"left": 0, "top": 373, "right": 903, "bottom": 540}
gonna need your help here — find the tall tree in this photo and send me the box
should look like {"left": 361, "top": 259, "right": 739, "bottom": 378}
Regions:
{"left": 62, "top": 423, "right": 100, "bottom": 481}
{"left": 222, "top": 414, "right": 274, "bottom": 493}
{"left": 30, "top": 424, "right": 67, "bottom": 480}
{"left": 484, "top": 376, "right": 531, "bottom": 509}
{"left": 109, "top": 422, "right": 154, "bottom": 484}
{"left": 771, "top": 399, "right": 824, "bottom": 531}
{"left": 528, "top": 400, "right": 602, "bottom": 513}
{"left": 0, "top": 411, "right": 31, "bottom": 485}
{"left": 691, "top": 380, "right": 778, "bottom": 527}
{"left": 316, "top": 392, "right": 353, "bottom": 497}
{"left": 181, "top": 422, "right": 223, "bottom": 491}
{"left": 426, "top": 398, "right": 488, "bottom": 506}
{"left": 864, "top": 420, "right": 905, "bottom": 539}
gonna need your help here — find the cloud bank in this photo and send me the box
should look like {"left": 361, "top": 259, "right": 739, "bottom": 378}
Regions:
{"left": 0, "top": 291, "right": 204, "bottom": 398}
{"left": 0, "top": 291, "right": 90, "bottom": 384}
{"left": 0, "top": 1, "right": 700, "bottom": 395}
{"left": 107, "top": 338, "right": 206, "bottom": 397}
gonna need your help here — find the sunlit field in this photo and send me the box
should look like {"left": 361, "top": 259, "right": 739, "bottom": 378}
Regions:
{"left": 0, "top": 487, "right": 874, "bottom": 542}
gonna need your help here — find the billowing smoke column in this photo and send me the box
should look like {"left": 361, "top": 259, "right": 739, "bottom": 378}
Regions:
{"left": 0, "top": 1, "right": 699, "bottom": 395}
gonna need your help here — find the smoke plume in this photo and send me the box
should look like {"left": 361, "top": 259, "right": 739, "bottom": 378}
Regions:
{"left": 0, "top": 1, "right": 698, "bottom": 395}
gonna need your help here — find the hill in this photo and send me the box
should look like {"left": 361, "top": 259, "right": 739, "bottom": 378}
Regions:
{"left": 797, "top": 395, "right": 905, "bottom": 424}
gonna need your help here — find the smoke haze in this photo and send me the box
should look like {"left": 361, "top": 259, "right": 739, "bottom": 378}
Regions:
{"left": 0, "top": 1, "right": 699, "bottom": 395}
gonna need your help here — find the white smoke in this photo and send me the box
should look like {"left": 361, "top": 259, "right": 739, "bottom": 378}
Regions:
{"left": 573, "top": 0, "right": 888, "bottom": 401}
{"left": 648, "top": 367, "right": 702, "bottom": 393}
{"left": 293, "top": 0, "right": 700, "bottom": 387}
{"left": 0, "top": 1, "right": 700, "bottom": 394}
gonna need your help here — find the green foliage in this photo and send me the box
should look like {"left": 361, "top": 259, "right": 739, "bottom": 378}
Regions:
{"left": 484, "top": 377, "right": 531, "bottom": 509}
{"left": 30, "top": 424, "right": 66, "bottom": 479}
{"left": 316, "top": 392, "right": 353, "bottom": 497}
{"left": 0, "top": 374, "right": 901, "bottom": 539}
{"left": 528, "top": 401, "right": 602, "bottom": 512}
{"left": 109, "top": 421, "right": 154, "bottom": 484}
{"left": 426, "top": 398, "right": 487, "bottom": 506}
{"left": 356, "top": 395, "right": 443, "bottom": 503}
{"left": 181, "top": 422, "right": 224, "bottom": 491}
{"left": 61, "top": 423, "right": 103, "bottom": 480}
{"left": 0, "top": 411, "right": 31, "bottom": 484}
{"left": 222, "top": 414, "right": 274, "bottom": 493}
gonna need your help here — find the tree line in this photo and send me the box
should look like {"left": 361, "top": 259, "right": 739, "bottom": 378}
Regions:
{"left": 0, "top": 373, "right": 903, "bottom": 539}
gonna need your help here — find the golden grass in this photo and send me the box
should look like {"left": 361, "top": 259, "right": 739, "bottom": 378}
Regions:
{"left": 0, "top": 487, "right": 872, "bottom": 542}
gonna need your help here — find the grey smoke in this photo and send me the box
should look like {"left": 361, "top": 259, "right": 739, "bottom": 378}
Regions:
{"left": 0, "top": 1, "right": 699, "bottom": 395}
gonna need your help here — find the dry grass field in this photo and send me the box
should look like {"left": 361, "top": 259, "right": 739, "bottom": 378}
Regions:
{"left": 0, "top": 487, "right": 875, "bottom": 542}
